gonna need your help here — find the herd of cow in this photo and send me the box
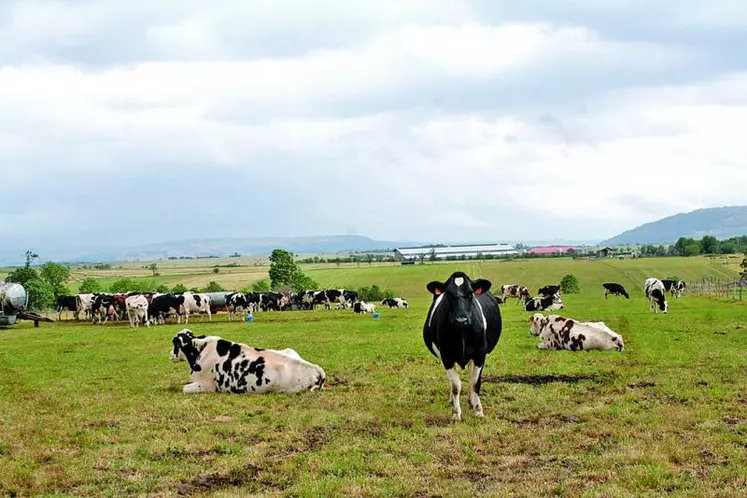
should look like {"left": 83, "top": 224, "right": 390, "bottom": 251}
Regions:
{"left": 167, "top": 272, "right": 687, "bottom": 422}
{"left": 54, "top": 289, "right": 410, "bottom": 327}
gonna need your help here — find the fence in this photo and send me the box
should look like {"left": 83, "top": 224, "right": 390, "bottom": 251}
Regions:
{"left": 688, "top": 277, "right": 746, "bottom": 300}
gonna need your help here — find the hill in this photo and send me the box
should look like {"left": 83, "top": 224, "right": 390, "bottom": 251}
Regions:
{"left": 600, "top": 206, "right": 747, "bottom": 246}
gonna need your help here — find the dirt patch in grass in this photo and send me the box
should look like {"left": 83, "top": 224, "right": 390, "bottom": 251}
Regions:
{"left": 628, "top": 381, "right": 656, "bottom": 388}
{"left": 424, "top": 414, "right": 452, "bottom": 427}
{"left": 83, "top": 420, "right": 120, "bottom": 429}
{"left": 176, "top": 462, "right": 281, "bottom": 495}
{"left": 483, "top": 373, "right": 605, "bottom": 385}
{"left": 304, "top": 426, "right": 326, "bottom": 451}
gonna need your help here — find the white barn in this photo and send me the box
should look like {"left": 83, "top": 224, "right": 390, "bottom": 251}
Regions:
{"left": 394, "top": 243, "right": 519, "bottom": 261}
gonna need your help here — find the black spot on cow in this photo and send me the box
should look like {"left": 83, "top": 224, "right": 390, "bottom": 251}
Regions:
{"left": 216, "top": 339, "right": 231, "bottom": 357}
{"left": 228, "top": 343, "right": 241, "bottom": 361}
{"left": 248, "top": 357, "right": 266, "bottom": 387}
{"left": 570, "top": 334, "right": 586, "bottom": 351}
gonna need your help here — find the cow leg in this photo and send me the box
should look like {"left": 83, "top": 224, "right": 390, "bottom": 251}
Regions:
{"left": 467, "top": 361, "right": 485, "bottom": 418}
{"left": 182, "top": 382, "right": 213, "bottom": 393}
{"left": 446, "top": 366, "right": 462, "bottom": 421}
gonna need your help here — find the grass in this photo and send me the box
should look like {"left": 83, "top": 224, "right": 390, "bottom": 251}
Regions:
{"left": 1, "top": 257, "right": 746, "bottom": 496}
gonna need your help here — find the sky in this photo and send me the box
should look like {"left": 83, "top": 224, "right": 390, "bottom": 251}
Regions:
{"left": 1, "top": 0, "right": 747, "bottom": 256}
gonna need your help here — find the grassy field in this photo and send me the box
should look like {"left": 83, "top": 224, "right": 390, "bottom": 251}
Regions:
{"left": 1, "top": 257, "right": 746, "bottom": 496}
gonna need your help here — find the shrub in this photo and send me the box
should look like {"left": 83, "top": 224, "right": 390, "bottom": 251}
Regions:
{"left": 78, "top": 278, "right": 102, "bottom": 294}
{"left": 171, "top": 284, "right": 188, "bottom": 294}
{"left": 251, "top": 280, "right": 271, "bottom": 292}
{"left": 202, "top": 281, "right": 225, "bottom": 293}
{"left": 560, "top": 274, "right": 580, "bottom": 294}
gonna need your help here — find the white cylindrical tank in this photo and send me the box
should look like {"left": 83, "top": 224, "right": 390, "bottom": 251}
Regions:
{"left": 0, "top": 283, "right": 28, "bottom": 311}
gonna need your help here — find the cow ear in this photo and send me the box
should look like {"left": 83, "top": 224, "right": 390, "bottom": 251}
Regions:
{"left": 472, "top": 279, "right": 492, "bottom": 295}
{"left": 426, "top": 281, "right": 445, "bottom": 295}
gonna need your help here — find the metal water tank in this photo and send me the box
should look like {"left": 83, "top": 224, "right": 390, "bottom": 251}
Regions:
{"left": 0, "top": 283, "right": 27, "bottom": 311}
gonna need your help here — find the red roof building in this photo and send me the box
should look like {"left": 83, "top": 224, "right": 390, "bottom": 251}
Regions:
{"left": 526, "top": 246, "right": 576, "bottom": 255}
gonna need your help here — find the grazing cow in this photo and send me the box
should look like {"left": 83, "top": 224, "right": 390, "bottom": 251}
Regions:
{"left": 125, "top": 294, "right": 150, "bottom": 328}
{"left": 381, "top": 298, "right": 408, "bottom": 308}
{"left": 56, "top": 295, "right": 78, "bottom": 320}
{"left": 661, "top": 279, "right": 678, "bottom": 297}
{"left": 537, "top": 285, "right": 560, "bottom": 297}
{"left": 353, "top": 301, "right": 376, "bottom": 314}
{"left": 149, "top": 293, "right": 186, "bottom": 324}
{"left": 603, "top": 282, "right": 630, "bottom": 299}
{"left": 169, "top": 329, "right": 326, "bottom": 394}
{"left": 225, "top": 292, "right": 251, "bottom": 321}
{"left": 342, "top": 290, "right": 358, "bottom": 308}
{"left": 500, "top": 284, "right": 530, "bottom": 305}
{"left": 528, "top": 313, "right": 624, "bottom": 351}
{"left": 676, "top": 280, "right": 686, "bottom": 298}
{"left": 75, "top": 293, "right": 94, "bottom": 320}
{"left": 424, "top": 272, "right": 502, "bottom": 421}
{"left": 523, "top": 293, "right": 564, "bottom": 312}
{"left": 644, "top": 278, "right": 668, "bottom": 313}
{"left": 181, "top": 292, "right": 212, "bottom": 323}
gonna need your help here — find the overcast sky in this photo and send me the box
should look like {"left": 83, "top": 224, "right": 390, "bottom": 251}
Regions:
{"left": 1, "top": 0, "right": 746, "bottom": 254}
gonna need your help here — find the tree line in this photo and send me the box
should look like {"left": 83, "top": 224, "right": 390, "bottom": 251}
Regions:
{"left": 640, "top": 235, "right": 747, "bottom": 257}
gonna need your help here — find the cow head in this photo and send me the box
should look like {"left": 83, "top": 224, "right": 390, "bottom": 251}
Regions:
{"left": 548, "top": 293, "right": 564, "bottom": 310}
{"left": 426, "top": 272, "right": 492, "bottom": 328}
{"left": 528, "top": 313, "right": 548, "bottom": 336}
{"left": 170, "top": 329, "right": 207, "bottom": 372}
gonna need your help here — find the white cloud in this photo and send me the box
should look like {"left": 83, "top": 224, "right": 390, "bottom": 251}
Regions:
{"left": 0, "top": 1, "right": 746, "bottom": 252}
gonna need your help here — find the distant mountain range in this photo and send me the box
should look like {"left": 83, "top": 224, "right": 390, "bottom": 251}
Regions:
{"left": 600, "top": 206, "right": 747, "bottom": 246}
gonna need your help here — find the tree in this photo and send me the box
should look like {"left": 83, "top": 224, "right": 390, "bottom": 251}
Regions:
{"left": 213, "top": 267, "right": 220, "bottom": 274}
{"left": 418, "top": 253, "right": 426, "bottom": 265}
{"left": 292, "top": 274, "right": 318, "bottom": 293}
{"left": 78, "top": 277, "right": 102, "bottom": 294}
{"left": 202, "top": 281, "right": 225, "bottom": 293}
{"left": 740, "top": 251, "right": 747, "bottom": 282}
{"left": 156, "top": 284, "right": 169, "bottom": 293}
{"left": 171, "top": 284, "right": 188, "bottom": 294}
{"left": 251, "top": 280, "right": 271, "bottom": 292}
{"left": 366, "top": 254, "right": 374, "bottom": 267}
{"left": 683, "top": 242, "right": 701, "bottom": 257}
{"left": 147, "top": 263, "right": 158, "bottom": 276}
{"left": 700, "top": 235, "right": 719, "bottom": 254}
{"left": 269, "top": 249, "right": 298, "bottom": 288}
{"left": 23, "top": 278, "right": 55, "bottom": 311}
{"left": 40, "top": 262, "right": 71, "bottom": 298}
{"left": 429, "top": 248, "right": 437, "bottom": 264}
{"left": 560, "top": 274, "right": 580, "bottom": 294}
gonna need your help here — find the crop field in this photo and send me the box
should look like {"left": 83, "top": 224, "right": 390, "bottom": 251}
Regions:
{"left": 1, "top": 257, "right": 746, "bottom": 496}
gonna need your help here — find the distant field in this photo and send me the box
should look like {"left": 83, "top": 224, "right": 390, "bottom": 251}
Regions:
{"left": 2, "top": 256, "right": 746, "bottom": 496}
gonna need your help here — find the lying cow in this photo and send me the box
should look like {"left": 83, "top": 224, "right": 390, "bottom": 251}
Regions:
{"left": 381, "top": 298, "right": 408, "bottom": 308}
{"left": 602, "top": 282, "right": 629, "bottom": 299}
{"left": 353, "top": 301, "right": 376, "bottom": 314}
{"left": 170, "top": 329, "right": 326, "bottom": 394}
{"left": 523, "top": 293, "right": 564, "bottom": 312}
{"left": 500, "top": 284, "right": 530, "bottom": 305}
{"left": 537, "top": 285, "right": 560, "bottom": 297}
{"left": 528, "top": 313, "right": 624, "bottom": 351}
{"left": 644, "top": 278, "right": 668, "bottom": 313}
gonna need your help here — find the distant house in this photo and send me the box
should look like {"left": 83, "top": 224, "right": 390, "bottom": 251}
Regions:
{"left": 596, "top": 247, "right": 615, "bottom": 258}
{"left": 394, "top": 243, "right": 518, "bottom": 261}
{"left": 526, "top": 246, "right": 577, "bottom": 256}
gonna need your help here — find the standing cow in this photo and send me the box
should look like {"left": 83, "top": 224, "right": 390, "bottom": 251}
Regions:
{"left": 500, "top": 285, "right": 530, "bottom": 305}
{"left": 125, "top": 294, "right": 150, "bottom": 328}
{"left": 424, "top": 272, "right": 502, "bottom": 421}
{"left": 644, "top": 278, "right": 668, "bottom": 313}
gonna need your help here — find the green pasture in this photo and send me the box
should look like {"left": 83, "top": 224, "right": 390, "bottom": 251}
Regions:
{"left": 1, "top": 257, "right": 746, "bottom": 496}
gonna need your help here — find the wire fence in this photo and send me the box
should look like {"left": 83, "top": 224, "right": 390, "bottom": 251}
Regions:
{"left": 687, "top": 277, "right": 746, "bottom": 300}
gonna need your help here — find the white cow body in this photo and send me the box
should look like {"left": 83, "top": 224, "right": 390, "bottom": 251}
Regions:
{"left": 528, "top": 313, "right": 625, "bottom": 351}
{"left": 644, "top": 278, "right": 668, "bottom": 313}
{"left": 181, "top": 292, "right": 212, "bottom": 323}
{"left": 125, "top": 294, "right": 150, "bottom": 328}
{"left": 170, "top": 330, "right": 326, "bottom": 394}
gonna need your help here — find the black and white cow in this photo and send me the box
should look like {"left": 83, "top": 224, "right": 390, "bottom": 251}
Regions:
{"left": 342, "top": 290, "right": 359, "bottom": 308}
{"left": 523, "top": 292, "right": 564, "bottom": 312}
{"left": 381, "top": 298, "right": 408, "bottom": 308}
{"left": 181, "top": 292, "right": 212, "bottom": 323}
{"left": 537, "top": 285, "right": 560, "bottom": 297}
{"left": 125, "top": 294, "right": 150, "bottom": 328}
{"left": 661, "top": 279, "right": 678, "bottom": 297}
{"left": 56, "top": 295, "right": 78, "bottom": 320}
{"left": 603, "top": 283, "right": 630, "bottom": 299}
{"left": 528, "top": 313, "right": 625, "bottom": 351}
{"left": 91, "top": 293, "right": 119, "bottom": 324}
{"left": 75, "top": 293, "right": 94, "bottom": 321}
{"left": 225, "top": 292, "right": 251, "bottom": 321}
{"left": 676, "top": 280, "right": 686, "bottom": 298}
{"left": 644, "top": 278, "right": 668, "bottom": 313}
{"left": 149, "top": 293, "right": 186, "bottom": 324}
{"left": 424, "top": 272, "right": 502, "bottom": 421}
{"left": 169, "top": 329, "right": 326, "bottom": 394}
{"left": 500, "top": 284, "right": 531, "bottom": 305}
{"left": 353, "top": 301, "right": 376, "bottom": 314}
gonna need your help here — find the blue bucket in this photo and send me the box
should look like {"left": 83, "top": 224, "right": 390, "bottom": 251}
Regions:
{"left": 245, "top": 315, "right": 254, "bottom": 322}
{"left": 372, "top": 313, "right": 381, "bottom": 319}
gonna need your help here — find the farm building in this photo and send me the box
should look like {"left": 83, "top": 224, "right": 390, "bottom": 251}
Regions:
{"left": 526, "top": 246, "right": 577, "bottom": 255}
{"left": 596, "top": 247, "right": 615, "bottom": 258}
{"left": 394, "top": 243, "right": 519, "bottom": 261}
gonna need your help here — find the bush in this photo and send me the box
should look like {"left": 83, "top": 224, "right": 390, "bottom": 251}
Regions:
{"left": 560, "top": 274, "right": 580, "bottom": 294}
{"left": 251, "top": 280, "right": 271, "bottom": 292}
{"left": 357, "top": 285, "right": 393, "bottom": 302}
{"left": 171, "top": 284, "right": 188, "bottom": 294}
{"left": 202, "top": 281, "right": 225, "bottom": 293}
{"left": 155, "top": 284, "right": 169, "bottom": 293}
{"left": 24, "top": 278, "right": 55, "bottom": 311}
{"left": 78, "top": 278, "right": 102, "bottom": 294}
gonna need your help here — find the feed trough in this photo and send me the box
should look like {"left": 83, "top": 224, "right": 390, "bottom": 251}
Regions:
{"left": 0, "top": 283, "right": 54, "bottom": 327}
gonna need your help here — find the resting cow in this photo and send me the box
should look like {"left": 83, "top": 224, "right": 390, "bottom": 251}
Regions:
{"left": 523, "top": 293, "right": 564, "bottom": 312}
{"left": 353, "top": 301, "right": 376, "bottom": 314}
{"left": 381, "top": 298, "right": 408, "bottom": 308}
{"left": 528, "top": 313, "right": 624, "bottom": 351}
{"left": 602, "top": 283, "right": 629, "bottom": 299}
{"left": 644, "top": 278, "right": 668, "bottom": 313}
{"left": 170, "top": 330, "right": 326, "bottom": 394}
{"left": 424, "top": 272, "right": 502, "bottom": 421}
{"left": 537, "top": 285, "right": 560, "bottom": 297}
